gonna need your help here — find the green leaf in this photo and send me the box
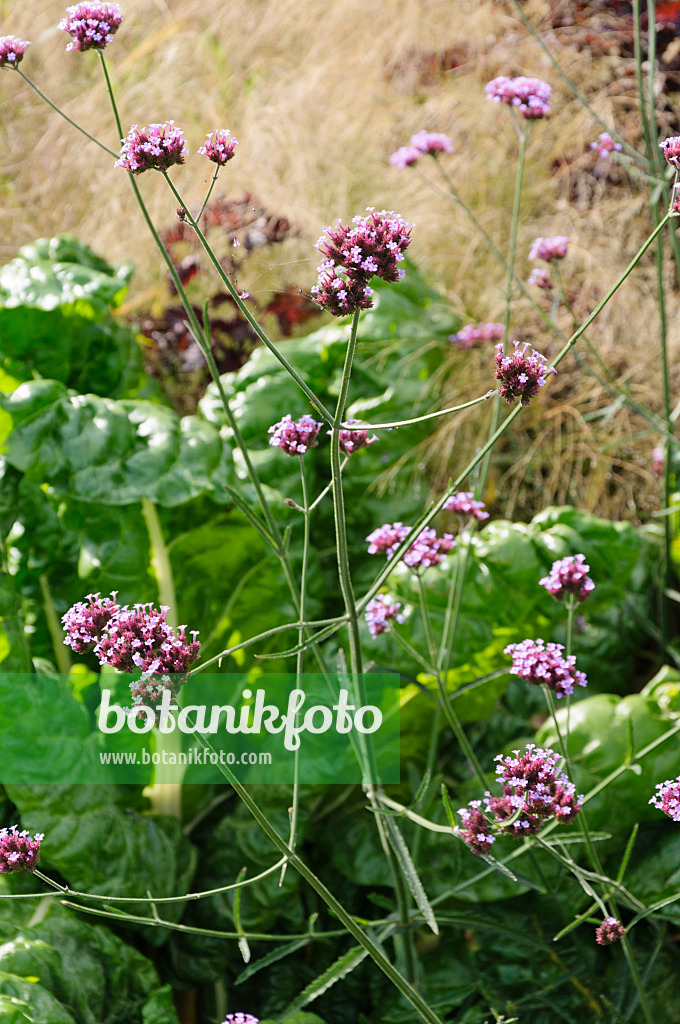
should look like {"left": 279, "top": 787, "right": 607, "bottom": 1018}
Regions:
{"left": 279, "top": 947, "right": 367, "bottom": 1016}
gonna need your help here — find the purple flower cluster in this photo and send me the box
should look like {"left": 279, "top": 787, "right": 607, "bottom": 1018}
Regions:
{"left": 198, "top": 129, "right": 239, "bottom": 165}
{"left": 443, "top": 492, "right": 489, "bottom": 522}
{"left": 528, "top": 268, "right": 553, "bottom": 290}
{"left": 0, "top": 35, "right": 30, "bottom": 67}
{"left": 364, "top": 594, "right": 405, "bottom": 637}
{"left": 494, "top": 340, "right": 556, "bottom": 406}
{"left": 595, "top": 918, "right": 625, "bottom": 945}
{"left": 458, "top": 745, "right": 581, "bottom": 854}
{"left": 366, "top": 522, "right": 455, "bottom": 571}
{"left": 449, "top": 322, "right": 505, "bottom": 350}
{"left": 659, "top": 136, "right": 680, "bottom": 167}
{"left": 539, "top": 554, "right": 594, "bottom": 603}
{"left": 485, "top": 76, "right": 552, "bottom": 119}
{"left": 59, "top": 2, "right": 122, "bottom": 52}
{"left": 649, "top": 776, "right": 680, "bottom": 821}
{"left": 652, "top": 446, "right": 665, "bottom": 478}
{"left": 116, "top": 122, "right": 188, "bottom": 174}
{"left": 62, "top": 593, "right": 200, "bottom": 710}
{"left": 222, "top": 1016, "right": 259, "bottom": 1024}
{"left": 0, "top": 826, "right": 44, "bottom": 874}
{"left": 529, "top": 236, "right": 569, "bottom": 262}
{"left": 590, "top": 132, "right": 622, "bottom": 158}
{"left": 505, "top": 638, "right": 587, "bottom": 698}
{"left": 389, "top": 130, "right": 454, "bottom": 168}
{"left": 331, "top": 420, "right": 379, "bottom": 456}
{"left": 268, "top": 414, "right": 323, "bottom": 456}
{"left": 312, "top": 208, "right": 413, "bottom": 316}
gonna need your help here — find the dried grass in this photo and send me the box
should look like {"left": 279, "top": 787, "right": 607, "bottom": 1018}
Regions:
{"left": 1, "top": 0, "right": 679, "bottom": 521}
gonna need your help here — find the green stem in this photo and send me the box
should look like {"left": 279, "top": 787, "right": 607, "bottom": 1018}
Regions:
{"left": 197, "top": 166, "right": 220, "bottom": 223}
{"left": 16, "top": 70, "right": 119, "bottom": 157}
{"left": 39, "top": 575, "right": 72, "bottom": 675}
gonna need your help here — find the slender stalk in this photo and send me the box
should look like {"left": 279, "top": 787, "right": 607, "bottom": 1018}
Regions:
{"left": 16, "top": 70, "right": 119, "bottom": 158}
{"left": 38, "top": 575, "right": 71, "bottom": 675}
{"left": 197, "top": 165, "right": 220, "bottom": 223}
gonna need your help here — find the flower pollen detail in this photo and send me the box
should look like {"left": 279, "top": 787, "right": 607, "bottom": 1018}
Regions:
{"left": 198, "top": 129, "right": 239, "bottom": 165}
{"left": 494, "top": 340, "right": 556, "bottom": 406}
{"left": 116, "top": 122, "right": 188, "bottom": 174}
{"left": 0, "top": 826, "right": 44, "bottom": 874}
{"left": 365, "top": 595, "right": 405, "bottom": 637}
{"left": 539, "top": 554, "right": 594, "bottom": 603}
{"left": 505, "top": 638, "right": 587, "bottom": 698}
{"left": 268, "top": 414, "right": 323, "bottom": 456}
{"left": 649, "top": 776, "right": 680, "bottom": 821}
{"left": 485, "top": 76, "right": 552, "bottom": 118}
{"left": 0, "top": 36, "right": 31, "bottom": 67}
{"left": 596, "top": 918, "right": 625, "bottom": 945}
{"left": 59, "top": 2, "right": 122, "bottom": 52}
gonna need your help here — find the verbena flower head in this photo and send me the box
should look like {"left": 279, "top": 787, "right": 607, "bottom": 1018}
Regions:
{"left": 672, "top": 182, "right": 680, "bottom": 216}
{"left": 366, "top": 522, "right": 410, "bottom": 555}
{"left": 198, "top": 129, "right": 238, "bottom": 165}
{"left": 0, "top": 36, "right": 31, "bottom": 67}
{"left": 116, "top": 122, "right": 188, "bottom": 174}
{"left": 94, "top": 604, "right": 200, "bottom": 677}
{"left": 505, "top": 638, "right": 587, "bottom": 698}
{"left": 389, "top": 145, "right": 422, "bottom": 168}
{"left": 485, "top": 76, "right": 552, "bottom": 118}
{"left": 596, "top": 918, "right": 625, "bottom": 945}
{"left": 529, "top": 236, "right": 569, "bottom": 262}
{"left": 494, "top": 340, "right": 556, "bottom": 406}
{"left": 366, "top": 522, "right": 454, "bottom": 570}
{"left": 316, "top": 209, "right": 413, "bottom": 284}
{"left": 591, "top": 132, "right": 622, "bottom": 158}
{"left": 62, "top": 591, "right": 120, "bottom": 653}
{"left": 331, "top": 420, "right": 379, "bottom": 456}
{"left": 528, "top": 267, "right": 553, "bottom": 290}
{"left": 410, "top": 130, "right": 454, "bottom": 155}
{"left": 450, "top": 322, "right": 505, "bottom": 350}
{"left": 59, "top": 2, "right": 122, "bottom": 52}
{"left": 443, "top": 491, "right": 490, "bottom": 522}
{"left": 268, "top": 414, "right": 322, "bottom": 456}
{"left": 0, "top": 826, "right": 44, "bottom": 874}
{"left": 458, "top": 744, "right": 581, "bottom": 854}
{"left": 649, "top": 776, "right": 680, "bottom": 821}
{"left": 652, "top": 446, "right": 665, "bottom": 478}
{"left": 222, "top": 1016, "right": 259, "bottom": 1024}
{"left": 660, "top": 136, "right": 680, "bottom": 168}
{"left": 365, "top": 594, "right": 405, "bottom": 637}
{"left": 311, "top": 261, "right": 373, "bottom": 317}
{"left": 539, "top": 554, "right": 594, "bottom": 603}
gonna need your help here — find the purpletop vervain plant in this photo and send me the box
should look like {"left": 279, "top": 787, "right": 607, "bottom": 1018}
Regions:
{"left": 485, "top": 76, "right": 552, "bottom": 118}
{"left": 316, "top": 208, "right": 413, "bottom": 284}
{"left": 62, "top": 591, "right": 120, "bottom": 652}
{"left": 528, "top": 267, "right": 553, "bottom": 290}
{"left": 505, "top": 638, "right": 587, "bottom": 698}
{"left": 652, "top": 446, "right": 665, "bottom": 478}
{"left": 222, "top": 1015, "right": 259, "bottom": 1024}
{"left": 330, "top": 420, "right": 379, "bottom": 455}
{"left": 59, "top": 2, "right": 122, "bottom": 52}
{"left": 389, "top": 130, "right": 453, "bottom": 168}
{"left": 443, "top": 492, "right": 490, "bottom": 522}
{"left": 0, "top": 36, "right": 31, "bottom": 67}
{"left": 0, "top": 826, "right": 44, "bottom": 874}
{"left": 367, "top": 523, "right": 455, "bottom": 570}
{"left": 198, "top": 129, "right": 239, "bottom": 165}
{"left": 311, "top": 263, "right": 374, "bottom": 317}
{"left": 649, "top": 776, "right": 680, "bottom": 821}
{"left": 591, "top": 132, "right": 622, "bottom": 158}
{"left": 595, "top": 918, "right": 625, "bottom": 945}
{"left": 449, "top": 322, "right": 505, "bottom": 350}
{"left": 364, "top": 594, "right": 405, "bottom": 637}
{"left": 539, "top": 554, "right": 595, "bottom": 603}
{"left": 529, "top": 236, "right": 569, "bottom": 262}
{"left": 268, "top": 414, "right": 323, "bottom": 456}
{"left": 494, "top": 340, "right": 556, "bottom": 406}
{"left": 388, "top": 146, "right": 421, "bottom": 169}
{"left": 659, "top": 136, "right": 680, "bottom": 168}
{"left": 115, "top": 122, "right": 188, "bottom": 174}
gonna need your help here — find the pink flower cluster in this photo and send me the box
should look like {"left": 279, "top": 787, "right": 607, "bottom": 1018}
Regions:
{"left": 222, "top": 1016, "right": 259, "bottom": 1024}
{"left": 458, "top": 745, "right": 581, "bottom": 854}
{"left": 590, "top": 132, "right": 622, "bottom": 158}
{"left": 505, "top": 638, "right": 587, "bottom": 698}
{"left": 0, "top": 826, "right": 44, "bottom": 874}
{"left": 389, "top": 130, "right": 454, "bottom": 168}
{"left": 268, "top": 414, "right": 323, "bottom": 456}
{"left": 494, "top": 340, "right": 556, "bottom": 406}
{"left": 198, "top": 129, "right": 239, "bottom": 165}
{"left": 595, "top": 918, "right": 625, "bottom": 945}
{"left": 529, "top": 236, "right": 569, "bottom": 262}
{"left": 528, "top": 268, "right": 553, "bottom": 290}
{"left": 364, "top": 594, "right": 405, "bottom": 637}
{"left": 0, "top": 36, "right": 30, "bottom": 67}
{"left": 443, "top": 491, "right": 489, "bottom": 522}
{"left": 659, "top": 136, "right": 680, "bottom": 168}
{"left": 649, "top": 776, "right": 680, "bottom": 821}
{"left": 539, "top": 554, "right": 594, "bottom": 603}
{"left": 366, "top": 522, "right": 455, "bottom": 570}
{"left": 312, "top": 208, "right": 413, "bottom": 316}
{"left": 485, "top": 76, "right": 552, "bottom": 118}
{"left": 449, "top": 322, "right": 505, "bottom": 350}
{"left": 59, "top": 2, "right": 122, "bottom": 52}
{"left": 652, "top": 446, "right": 665, "bottom": 478}
{"left": 62, "top": 593, "right": 200, "bottom": 710}
{"left": 331, "top": 420, "right": 379, "bottom": 456}
{"left": 116, "top": 121, "right": 188, "bottom": 174}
